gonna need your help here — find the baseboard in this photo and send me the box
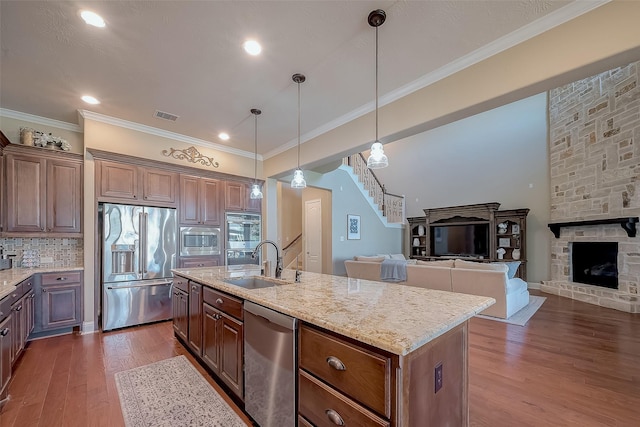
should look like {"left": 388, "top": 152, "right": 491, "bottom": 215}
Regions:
{"left": 527, "top": 281, "right": 541, "bottom": 290}
{"left": 81, "top": 321, "right": 98, "bottom": 334}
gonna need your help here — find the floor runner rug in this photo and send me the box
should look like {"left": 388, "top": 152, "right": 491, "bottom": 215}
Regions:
{"left": 115, "top": 355, "right": 247, "bottom": 427}
{"left": 474, "top": 295, "right": 546, "bottom": 326}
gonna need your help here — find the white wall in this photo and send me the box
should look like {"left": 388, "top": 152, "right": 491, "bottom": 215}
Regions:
{"left": 375, "top": 93, "right": 550, "bottom": 283}
{"left": 302, "top": 169, "right": 404, "bottom": 276}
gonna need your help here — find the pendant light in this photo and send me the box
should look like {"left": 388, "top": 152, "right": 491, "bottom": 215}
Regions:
{"left": 249, "top": 108, "right": 263, "bottom": 199}
{"left": 366, "top": 9, "right": 388, "bottom": 169}
{"left": 291, "top": 73, "right": 307, "bottom": 189}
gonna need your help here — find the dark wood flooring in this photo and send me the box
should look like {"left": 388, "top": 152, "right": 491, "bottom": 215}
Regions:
{"left": 1, "top": 290, "right": 638, "bottom": 427}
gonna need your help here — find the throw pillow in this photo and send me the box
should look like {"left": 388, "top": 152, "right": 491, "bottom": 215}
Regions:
{"left": 416, "top": 259, "right": 455, "bottom": 268}
{"left": 375, "top": 254, "right": 392, "bottom": 259}
{"left": 454, "top": 259, "right": 509, "bottom": 273}
{"left": 354, "top": 256, "right": 386, "bottom": 262}
{"left": 389, "top": 253, "right": 406, "bottom": 260}
{"left": 505, "top": 261, "right": 521, "bottom": 279}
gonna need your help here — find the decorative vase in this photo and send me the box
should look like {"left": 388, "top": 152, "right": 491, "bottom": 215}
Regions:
{"left": 413, "top": 238, "right": 420, "bottom": 247}
{"left": 512, "top": 248, "right": 521, "bottom": 260}
{"left": 20, "top": 128, "right": 34, "bottom": 146}
{"left": 418, "top": 225, "right": 425, "bottom": 236}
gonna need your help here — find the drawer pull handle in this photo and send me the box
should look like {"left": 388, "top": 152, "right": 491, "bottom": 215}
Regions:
{"left": 216, "top": 298, "right": 224, "bottom": 304}
{"left": 325, "top": 409, "right": 345, "bottom": 426}
{"left": 0, "top": 328, "right": 8, "bottom": 337}
{"left": 56, "top": 277, "right": 68, "bottom": 281}
{"left": 326, "top": 356, "right": 346, "bottom": 371}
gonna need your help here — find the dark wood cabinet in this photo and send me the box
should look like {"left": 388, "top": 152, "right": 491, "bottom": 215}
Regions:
{"left": 7, "top": 278, "right": 35, "bottom": 366}
{"left": 224, "top": 181, "right": 261, "bottom": 213}
{"left": 172, "top": 277, "right": 189, "bottom": 342}
{"left": 96, "top": 160, "right": 178, "bottom": 207}
{"left": 202, "top": 287, "right": 244, "bottom": 400}
{"left": 179, "top": 175, "right": 221, "bottom": 226}
{"left": 46, "top": 158, "right": 82, "bottom": 233}
{"left": 35, "top": 271, "right": 83, "bottom": 332}
{"left": 413, "top": 203, "right": 529, "bottom": 280}
{"left": 4, "top": 146, "right": 83, "bottom": 236}
{"left": 188, "top": 281, "right": 203, "bottom": 355}
{"left": 0, "top": 315, "right": 10, "bottom": 401}
{"left": 178, "top": 256, "right": 220, "bottom": 268}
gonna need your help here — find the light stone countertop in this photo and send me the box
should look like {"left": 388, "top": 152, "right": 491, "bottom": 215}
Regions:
{"left": 0, "top": 266, "right": 85, "bottom": 300}
{"left": 172, "top": 265, "right": 495, "bottom": 356}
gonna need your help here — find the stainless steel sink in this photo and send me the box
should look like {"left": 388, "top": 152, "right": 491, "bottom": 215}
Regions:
{"left": 222, "top": 276, "right": 289, "bottom": 289}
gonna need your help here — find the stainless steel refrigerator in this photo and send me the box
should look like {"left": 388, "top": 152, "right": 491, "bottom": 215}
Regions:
{"left": 100, "top": 203, "right": 177, "bottom": 331}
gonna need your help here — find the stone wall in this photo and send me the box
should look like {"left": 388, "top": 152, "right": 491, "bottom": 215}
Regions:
{"left": 543, "top": 60, "right": 640, "bottom": 312}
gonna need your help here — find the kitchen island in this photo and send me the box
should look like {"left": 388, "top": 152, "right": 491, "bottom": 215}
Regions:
{"left": 172, "top": 266, "right": 494, "bottom": 426}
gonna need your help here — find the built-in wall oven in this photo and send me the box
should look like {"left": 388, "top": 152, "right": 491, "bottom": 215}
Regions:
{"left": 225, "top": 213, "right": 261, "bottom": 266}
{"left": 179, "top": 226, "right": 221, "bottom": 257}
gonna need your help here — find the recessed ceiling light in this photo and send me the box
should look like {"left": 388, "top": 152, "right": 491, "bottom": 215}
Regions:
{"left": 243, "top": 40, "right": 262, "bottom": 56}
{"left": 80, "top": 10, "right": 105, "bottom": 28}
{"left": 82, "top": 95, "right": 100, "bottom": 105}
{"left": 218, "top": 132, "right": 230, "bottom": 141}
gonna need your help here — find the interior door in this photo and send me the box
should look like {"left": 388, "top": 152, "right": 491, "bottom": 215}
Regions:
{"left": 304, "top": 199, "right": 322, "bottom": 273}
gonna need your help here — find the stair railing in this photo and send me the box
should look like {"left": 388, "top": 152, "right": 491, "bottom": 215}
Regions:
{"left": 343, "top": 154, "right": 405, "bottom": 223}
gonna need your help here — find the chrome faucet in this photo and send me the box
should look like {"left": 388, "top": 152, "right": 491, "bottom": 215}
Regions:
{"left": 252, "top": 240, "right": 283, "bottom": 279}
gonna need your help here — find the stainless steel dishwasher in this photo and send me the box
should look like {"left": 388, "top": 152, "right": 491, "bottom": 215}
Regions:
{"left": 244, "top": 301, "right": 297, "bottom": 427}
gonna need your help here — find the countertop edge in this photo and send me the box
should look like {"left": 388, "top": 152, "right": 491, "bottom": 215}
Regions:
{"left": 0, "top": 267, "right": 85, "bottom": 300}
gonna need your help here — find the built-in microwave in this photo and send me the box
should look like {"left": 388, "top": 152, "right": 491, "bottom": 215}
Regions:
{"left": 179, "top": 226, "right": 221, "bottom": 257}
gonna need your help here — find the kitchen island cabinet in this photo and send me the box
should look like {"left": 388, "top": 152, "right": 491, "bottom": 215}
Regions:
{"left": 172, "top": 266, "right": 494, "bottom": 426}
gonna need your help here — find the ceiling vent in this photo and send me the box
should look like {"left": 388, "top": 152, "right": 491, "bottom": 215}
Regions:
{"left": 154, "top": 110, "right": 179, "bottom": 121}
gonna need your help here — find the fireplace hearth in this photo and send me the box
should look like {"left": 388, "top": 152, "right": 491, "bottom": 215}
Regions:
{"left": 571, "top": 242, "right": 618, "bottom": 289}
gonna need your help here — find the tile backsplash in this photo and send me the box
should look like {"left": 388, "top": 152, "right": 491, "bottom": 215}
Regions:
{"left": 0, "top": 237, "right": 84, "bottom": 268}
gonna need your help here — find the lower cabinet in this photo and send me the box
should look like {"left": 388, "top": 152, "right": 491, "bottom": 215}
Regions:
{"left": 188, "top": 281, "right": 203, "bottom": 355}
{"left": 202, "top": 302, "right": 243, "bottom": 400}
{"left": 178, "top": 256, "right": 220, "bottom": 269}
{"left": 172, "top": 278, "right": 189, "bottom": 342}
{"left": 36, "top": 272, "right": 83, "bottom": 332}
{"left": 172, "top": 275, "right": 244, "bottom": 401}
{"left": 0, "top": 312, "right": 12, "bottom": 400}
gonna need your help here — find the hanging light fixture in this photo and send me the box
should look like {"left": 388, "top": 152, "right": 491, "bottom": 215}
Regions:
{"left": 366, "top": 9, "right": 388, "bottom": 169}
{"left": 249, "top": 108, "right": 263, "bottom": 199}
{"left": 291, "top": 73, "right": 307, "bottom": 189}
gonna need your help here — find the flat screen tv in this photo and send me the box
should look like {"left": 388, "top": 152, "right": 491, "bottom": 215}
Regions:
{"left": 430, "top": 224, "right": 489, "bottom": 258}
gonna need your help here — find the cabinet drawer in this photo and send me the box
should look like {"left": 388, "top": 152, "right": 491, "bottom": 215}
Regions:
{"left": 298, "top": 415, "right": 314, "bottom": 427}
{"left": 203, "top": 287, "right": 242, "bottom": 320}
{"left": 173, "top": 276, "right": 189, "bottom": 293}
{"left": 41, "top": 271, "right": 82, "bottom": 285}
{"left": 299, "top": 370, "right": 389, "bottom": 427}
{"left": 299, "top": 324, "right": 391, "bottom": 418}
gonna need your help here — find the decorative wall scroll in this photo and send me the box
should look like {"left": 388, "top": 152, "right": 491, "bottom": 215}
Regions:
{"left": 162, "top": 146, "right": 219, "bottom": 168}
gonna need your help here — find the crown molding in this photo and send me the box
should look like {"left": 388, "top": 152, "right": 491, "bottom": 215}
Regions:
{"left": 0, "top": 108, "right": 83, "bottom": 133}
{"left": 262, "top": 0, "right": 610, "bottom": 161}
{"left": 78, "top": 110, "right": 261, "bottom": 160}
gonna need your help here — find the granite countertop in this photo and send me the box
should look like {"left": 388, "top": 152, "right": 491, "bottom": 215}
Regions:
{"left": 172, "top": 265, "right": 495, "bottom": 356}
{"left": 0, "top": 266, "right": 85, "bottom": 300}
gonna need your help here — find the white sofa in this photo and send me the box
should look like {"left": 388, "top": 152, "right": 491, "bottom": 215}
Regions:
{"left": 344, "top": 257, "right": 529, "bottom": 319}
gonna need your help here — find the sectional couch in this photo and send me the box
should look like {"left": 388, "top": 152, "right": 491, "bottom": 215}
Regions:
{"left": 344, "top": 257, "right": 529, "bottom": 319}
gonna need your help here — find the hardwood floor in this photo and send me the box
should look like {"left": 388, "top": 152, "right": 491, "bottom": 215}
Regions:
{"left": 1, "top": 290, "right": 638, "bottom": 426}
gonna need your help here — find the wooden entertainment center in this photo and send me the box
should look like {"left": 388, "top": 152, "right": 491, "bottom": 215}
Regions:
{"left": 408, "top": 202, "right": 529, "bottom": 280}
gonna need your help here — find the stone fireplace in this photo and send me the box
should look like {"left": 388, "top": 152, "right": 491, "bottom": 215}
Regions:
{"left": 542, "top": 60, "right": 640, "bottom": 313}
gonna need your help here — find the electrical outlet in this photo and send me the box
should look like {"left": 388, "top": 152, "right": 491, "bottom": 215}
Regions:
{"left": 40, "top": 256, "right": 54, "bottom": 264}
{"left": 434, "top": 362, "right": 443, "bottom": 393}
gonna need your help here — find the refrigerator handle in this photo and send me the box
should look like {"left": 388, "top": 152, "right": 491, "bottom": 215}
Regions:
{"left": 143, "top": 212, "right": 149, "bottom": 274}
{"left": 138, "top": 212, "right": 144, "bottom": 275}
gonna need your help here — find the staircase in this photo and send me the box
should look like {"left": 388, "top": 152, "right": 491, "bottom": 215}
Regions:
{"left": 342, "top": 153, "right": 405, "bottom": 224}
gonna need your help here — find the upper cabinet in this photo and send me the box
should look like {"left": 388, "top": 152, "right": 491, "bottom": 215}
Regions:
{"left": 96, "top": 160, "right": 178, "bottom": 207}
{"left": 3, "top": 145, "right": 83, "bottom": 236}
{"left": 179, "top": 175, "right": 221, "bottom": 226}
{"left": 224, "top": 181, "right": 261, "bottom": 213}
